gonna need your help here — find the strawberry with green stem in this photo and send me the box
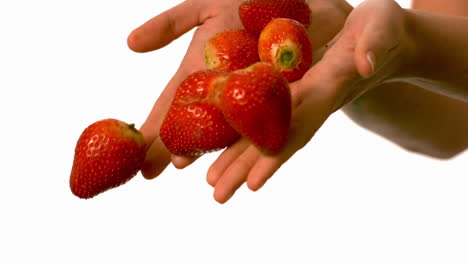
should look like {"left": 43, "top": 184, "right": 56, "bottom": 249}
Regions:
{"left": 259, "top": 18, "right": 313, "bottom": 82}
{"left": 70, "top": 118, "right": 146, "bottom": 199}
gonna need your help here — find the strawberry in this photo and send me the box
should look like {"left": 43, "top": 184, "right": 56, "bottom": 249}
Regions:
{"left": 160, "top": 70, "right": 239, "bottom": 156}
{"left": 204, "top": 29, "right": 260, "bottom": 72}
{"left": 239, "top": 0, "right": 311, "bottom": 35}
{"left": 259, "top": 18, "right": 312, "bottom": 82}
{"left": 220, "top": 62, "right": 291, "bottom": 154}
{"left": 70, "top": 118, "right": 146, "bottom": 199}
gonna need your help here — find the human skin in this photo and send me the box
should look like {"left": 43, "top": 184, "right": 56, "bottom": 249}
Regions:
{"left": 342, "top": 0, "right": 468, "bottom": 159}
{"left": 127, "top": 0, "right": 351, "bottom": 183}
{"left": 128, "top": 0, "right": 468, "bottom": 203}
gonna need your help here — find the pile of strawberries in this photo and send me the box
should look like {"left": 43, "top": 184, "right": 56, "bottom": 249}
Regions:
{"left": 161, "top": 0, "right": 312, "bottom": 156}
{"left": 70, "top": 0, "right": 313, "bottom": 199}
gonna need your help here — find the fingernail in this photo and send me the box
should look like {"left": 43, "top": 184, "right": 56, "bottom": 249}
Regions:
{"left": 367, "top": 51, "right": 376, "bottom": 75}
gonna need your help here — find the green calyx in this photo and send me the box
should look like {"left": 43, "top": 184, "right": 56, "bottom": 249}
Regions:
{"left": 126, "top": 123, "right": 142, "bottom": 136}
{"left": 279, "top": 48, "right": 298, "bottom": 68}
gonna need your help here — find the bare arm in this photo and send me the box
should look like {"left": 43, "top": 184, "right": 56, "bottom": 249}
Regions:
{"left": 405, "top": 7, "right": 468, "bottom": 100}
{"left": 343, "top": 0, "right": 468, "bottom": 159}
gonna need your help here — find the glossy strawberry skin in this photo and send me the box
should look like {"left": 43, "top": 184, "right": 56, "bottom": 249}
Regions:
{"left": 161, "top": 103, "right": 239, "bottom": 156}
{"left": 220, "top": 62, "right": 291, "bottom": 154}
{"left": 259, "top": 18, "right": 312, "bottom": 82}
{"left": 70, "top": 119, "right": 146, "bottom": 199}
{"left": 160, "top": 70, "right": 239, "bottom": 156}
{"left": 239, "top": 0, "right": 311, "bottom": 35}
{"left": 204, "top": 29, "right": 260, "bottom": 72}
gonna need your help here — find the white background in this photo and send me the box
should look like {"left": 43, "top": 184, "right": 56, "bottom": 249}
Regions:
{"left": 1, "top": 0, "right": 467, "bottom": 263}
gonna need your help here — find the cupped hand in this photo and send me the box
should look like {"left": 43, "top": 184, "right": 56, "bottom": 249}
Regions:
{"left": 209, "top": 0, "right": 415, "bottom": 203}
{"left": 127, "top": 0, "right": 352, "bottom": 180}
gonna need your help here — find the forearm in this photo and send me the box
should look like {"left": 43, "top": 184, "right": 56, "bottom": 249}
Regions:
{"left": 342, "top": 1, "right": 468, "bottom": 159}
{"left": 343, "top": 82, "right": 468, "bottom": 159}
{"left": 402, "top": 9, "right": 468, "bottom": 101}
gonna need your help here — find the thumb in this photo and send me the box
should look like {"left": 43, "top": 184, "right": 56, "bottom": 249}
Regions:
{"left": 127, "top": 1, "right": 202, "bottom": 53}
{"left": 354, "top": 23, "right": 401, "bottom": 78}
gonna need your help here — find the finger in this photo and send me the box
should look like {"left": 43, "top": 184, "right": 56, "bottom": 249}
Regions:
{"left": 247, "top": 55, "right": 353, "bottom": 191}
{"left": 211, "top": 68, "right": 338, "bottom": 201}
{"left": 172, "top": 154, "right": 199, "bottom": 169}
{"left": 210, "top": 49, "right": 351, "bottom": 197}
{"left": 206, "top": 138, "right": 251, "bottom": 187}
{"left": 213, "top": 145, "right": 262, "bottom": 204}
{"left": 307, "top": 0, "right": 352, "bottom": 49}
{"left": 353, "top": 5, "right": 403, "bottom": 78}
{"left": 139, "top": 69, "right": 188, "bottom": 147}
{"left": 138, "top": 71, "right": 193, "bottom": 179}
{"left": 246, "top": 95, "right": 329, "bottom": 191}
{"left": 141, "top": 137, "right": 172, "bottom": 179}
{"left": 312, "top": 29, "right": 343, "bottom": 65}
{"left": 128, "top": 0, "right": 203, "bottom": 52}
{"left": 136, "top": 59, "right": 198, "bottom": 180}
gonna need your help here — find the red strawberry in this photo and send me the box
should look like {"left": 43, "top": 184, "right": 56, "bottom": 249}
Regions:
{"left": 259, "top": 18, "right": 312, "bottom": 82}
{"left": 70, "top": 118, "right": 146, "bottom": 199}
{"left": 239, "top": 0, "right": 311, "bottom": 35}
{"left": 220, "top": 62, "right": 291, "bottom": 154}
{"left": 160, "top": 70, "right": 239, "bottom": 156}
{"left": 204, "top": 29, "right": 260, "bottom": 72}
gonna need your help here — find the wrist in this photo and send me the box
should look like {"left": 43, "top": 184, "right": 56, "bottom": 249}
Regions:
{"left": 397, "top": 9, "right": 426, "bottom": 80}
{"left": 395, "top": 9, "right": 468, "bottom": 100}
{"left": 382, "top": 8, "right": 421, "bottom": 82}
